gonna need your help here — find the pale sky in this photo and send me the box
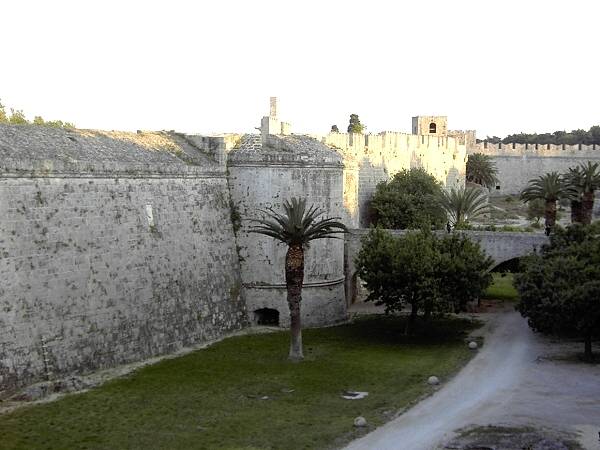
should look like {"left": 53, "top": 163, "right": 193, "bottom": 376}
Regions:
{"left": 1, "top": 0, "right": 599, "bottom": 138}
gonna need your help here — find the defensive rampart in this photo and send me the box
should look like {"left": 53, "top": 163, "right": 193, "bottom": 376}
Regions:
{"left": 471, "top": 142, "right": 600, "bottom": 196}
{"left": 324, "top": 132, "right": 467, "bottom": 226}
{"left": 0, "top": 125, "right": 246, "bottom": 394}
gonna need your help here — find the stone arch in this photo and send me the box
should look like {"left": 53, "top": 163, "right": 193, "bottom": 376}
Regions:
{"left": 429, "top": 122, "right": 437, "bottom": 134}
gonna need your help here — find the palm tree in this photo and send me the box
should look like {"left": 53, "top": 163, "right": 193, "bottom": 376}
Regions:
{"left": 439, "top": 186, "right": 491, "bottom": 227}
{"left": 466, "top": 153, "right": 499, "bottom": 189}
{"left": 520, "top": 172, "right": 577, "bottom": 231}
{"left": 251, "top": 198, "right": 347, "bottom": 361}
{"left": 564, "top": 162, "right": 600, "bottom": 225}
{"left": 563, "top": 167, "right": 584, "bottom": 224}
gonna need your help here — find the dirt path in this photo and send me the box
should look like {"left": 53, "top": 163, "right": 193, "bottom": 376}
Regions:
{"left": 345, "top": 311, "right": 600, "bottom": 450}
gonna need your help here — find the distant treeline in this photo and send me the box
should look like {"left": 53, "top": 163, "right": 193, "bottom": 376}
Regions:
{"left": 0, "top": 98, "right": 75, "bottom": 129}
{"left": 480, "top": 125, "right": 600, "bottom": 145}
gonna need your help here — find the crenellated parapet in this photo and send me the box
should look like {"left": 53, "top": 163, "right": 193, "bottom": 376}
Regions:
{"left": 323, "top": 130, "right": 467, "bottom": 226}
{"left": 471, "top": 141, "right": 600, "bottom": 195}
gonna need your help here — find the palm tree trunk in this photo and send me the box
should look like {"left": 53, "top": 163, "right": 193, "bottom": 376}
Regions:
{"left": 285, "top": 244, "right": 305, "bottom": 361}
{"left": 544, "top": 199, "right": 557, "bottom": 229}
{"left": 581, "top": 191, "right": 594, "bottom": 225}
{"left": 570, "top": 199, "right": 583, "bottom": 223}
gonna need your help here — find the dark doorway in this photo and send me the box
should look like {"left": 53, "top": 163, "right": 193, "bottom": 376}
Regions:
{"left": 253, "top": 308, "right": 280, "bottom": 326}
{"left": 429, "top": 122, "right": 437, "bottom": 133}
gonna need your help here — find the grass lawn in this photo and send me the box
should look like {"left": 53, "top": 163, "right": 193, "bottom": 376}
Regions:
{"left": 483, "top": 273, "right": 519, "bottom": 301}
{"left": 0, "top": 316, "right": 480, "bottom": 450}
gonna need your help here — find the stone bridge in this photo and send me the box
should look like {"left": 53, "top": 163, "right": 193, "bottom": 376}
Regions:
{"left": 344, "top": 229, "right": 549, "bottom": 305}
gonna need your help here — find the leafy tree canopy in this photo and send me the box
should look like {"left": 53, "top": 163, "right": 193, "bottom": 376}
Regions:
{"left": 347, "top": 114, "right": 364, "bottom": 134}
{"left": 330, "top": 125, "right": 339, "bottom": 133}
{"left": 515, "top": 223, "right": 600, "bottom": 360}
{"left": 0, "top": 98, "right": 75, "bottom": 128}
{"left": 356, "top": 228, "right": 492, "bottom": 333}
{"left": 466, "top": 153, "right": 499, "bottom": 189}
{"left": 481, "top": 125, "right": 600, "bottom": 145}
{"left": 370, "top": 168, "right": 446, "bottom": 229}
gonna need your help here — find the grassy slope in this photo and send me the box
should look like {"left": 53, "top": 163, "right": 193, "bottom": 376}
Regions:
{"left": 0, "top": 316, "right": 479, "bottom": 450}
{"left": 483, "top": 273, "right": 519, "bottom": 301}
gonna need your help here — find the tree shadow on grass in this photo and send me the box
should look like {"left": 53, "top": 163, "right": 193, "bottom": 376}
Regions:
{"left": 306, "top": 314, "right": 481, "bottom": 348}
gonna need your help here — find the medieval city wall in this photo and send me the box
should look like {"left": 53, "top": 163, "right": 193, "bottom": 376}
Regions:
{"left": 0, "top": 126, "right": 246, "bottom": 394}
{"left": 472, "top": 142, "right": 600, "bottom": 195}
{"left": 324, "top": 131, "right": 467, "bottom": 226}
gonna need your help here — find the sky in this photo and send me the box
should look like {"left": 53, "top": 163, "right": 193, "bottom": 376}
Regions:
{"left": 1, "top": 0, "right": 599, "bottom": 138}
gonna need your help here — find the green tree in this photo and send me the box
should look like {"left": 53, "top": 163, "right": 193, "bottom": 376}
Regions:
{"left": 0, "top": 99, "right": 7, "bottom": 123}
{"left": 251, "top": 198, "right": 346, "bottom": 360}
{"left": 370, "top": 168, "right": 446, "bottom": 229}
{"left": 436, "top": 233, "right": 493, "bottom": 311}
{"left": 356, "top": 228, "right": 492, "bottom": 333}
{"left": 330, "top": 125, "right": 339, "bottom": 133}
{"left": 356, "top": 228, "right": 439, "bottom": 333}
{"left": 520, "top": 172, "right": 576, "bottom": 231}
{"left": 516, "top": 223, "right": 600, "bottom": 361}
{"left": 439, "top": 186, "right": 490, "bottom": 227}
{"left": 8, "top": 108, "right": 28, "bottom": 125}
{"left": 564, "top": 162, "right": 600, "bottom": 225}
{"left": 466, "top": 153, "right": 499, "bottom": 189}
{"left": 347, "top": 114, "right": 364, "bottom": 134}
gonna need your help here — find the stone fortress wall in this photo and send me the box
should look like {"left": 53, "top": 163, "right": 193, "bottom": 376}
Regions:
{"left": 323, "top": 115, "right": 468, "bottom": 226}
{"left": 2, "top": 97, "right": 597, "bottom": 394}
{"left": 470, "top": 142, "right": 600, "bottom": 196}
{"left": 228, "top": 133, "right": 346, "bottom": 328}
{"left": 0, "top": 126, "right": 246, "bottom": 394}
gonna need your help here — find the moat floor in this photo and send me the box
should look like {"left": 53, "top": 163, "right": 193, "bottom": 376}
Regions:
{"left": 345, "top": 311, "right": 600, "bottom": 450}
{"left": 0, "top": 315, "right": 479, "bottom": 450}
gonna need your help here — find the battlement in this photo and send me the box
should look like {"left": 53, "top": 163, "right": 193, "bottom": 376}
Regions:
{"left": 323, "top": 131, "right": 464, "bottom": 157}
{"left": 473, "top": 141, "right": 599, "bottom": 157}
{"left": 322, "top": 129, "right": 467, "bottom": 226}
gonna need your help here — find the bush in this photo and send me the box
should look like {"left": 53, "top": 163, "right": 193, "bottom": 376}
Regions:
{"left": 516, "top": 223, "right": 600, "bottom": 360}
{"left": 356, "top": 228, "right": 493, "bottom": 333}
{"left": 370, "top": 168, "right": 446, "bottom": 229}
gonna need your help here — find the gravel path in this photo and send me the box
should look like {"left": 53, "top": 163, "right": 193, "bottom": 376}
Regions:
{"left": 345, "top": 311, "right": 600, "bottom": 450}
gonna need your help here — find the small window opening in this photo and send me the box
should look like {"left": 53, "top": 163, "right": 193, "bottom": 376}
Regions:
{"left": 495, "top": 185, "right": 501, "bottom": 190}
{"left": 429, "top": 122, "right": 437, "bottom": 134}
{"left": 254, "top": 308, "right": 279, "bottom": 326}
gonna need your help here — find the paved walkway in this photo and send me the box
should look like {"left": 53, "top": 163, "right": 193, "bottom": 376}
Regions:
{"left": 345, "top": 311, "right": 600, "bottom": 450}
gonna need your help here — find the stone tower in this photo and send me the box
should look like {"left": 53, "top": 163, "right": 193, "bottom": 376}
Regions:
{"left": 261, "top": 97, "right": 291, "bottom": 142}
{"left": 412, "top": 116, "right": 448, "bottom": 136}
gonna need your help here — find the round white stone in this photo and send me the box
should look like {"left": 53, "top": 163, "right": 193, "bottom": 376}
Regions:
{"left": 427, "top": 376, "right": 440, "bottom": 385}
{"left": 468, "top": 341, "right": 478, "bottom": 349}
{"left": 354, "top": 416, "right": 367, "bottom": 427}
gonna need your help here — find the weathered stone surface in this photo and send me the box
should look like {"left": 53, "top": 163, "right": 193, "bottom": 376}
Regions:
{"left": 471, "top": 142, "right": 600, "bottom": 197}
{"left": 0, "top": 125, "right": 246, "bottom": 395}
{"left": 323, "top": 130, "right": 467, "bottom": 227}
{"left": 228, "top": 134, "right": 347, "bottom": 328}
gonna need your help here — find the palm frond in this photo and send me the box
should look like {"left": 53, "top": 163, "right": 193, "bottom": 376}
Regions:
{"left": 250, "top": 197, "right": 347, "bottom": 245}
{"left": 439, "top": 186, "right": 491, "bottom": 225}
{"left": 564, "top": 162, "right": 600, "bottom": 194}
{"left": 520, "top": 172, "right": 577, "bottom": 203}
{"left": 466, "top": 153, "right": 499, "bottom": 189}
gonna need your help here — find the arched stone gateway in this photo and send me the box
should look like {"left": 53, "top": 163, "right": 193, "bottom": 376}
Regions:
{"left": 344, "top": 229, "right": 549, "bottom": 306}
